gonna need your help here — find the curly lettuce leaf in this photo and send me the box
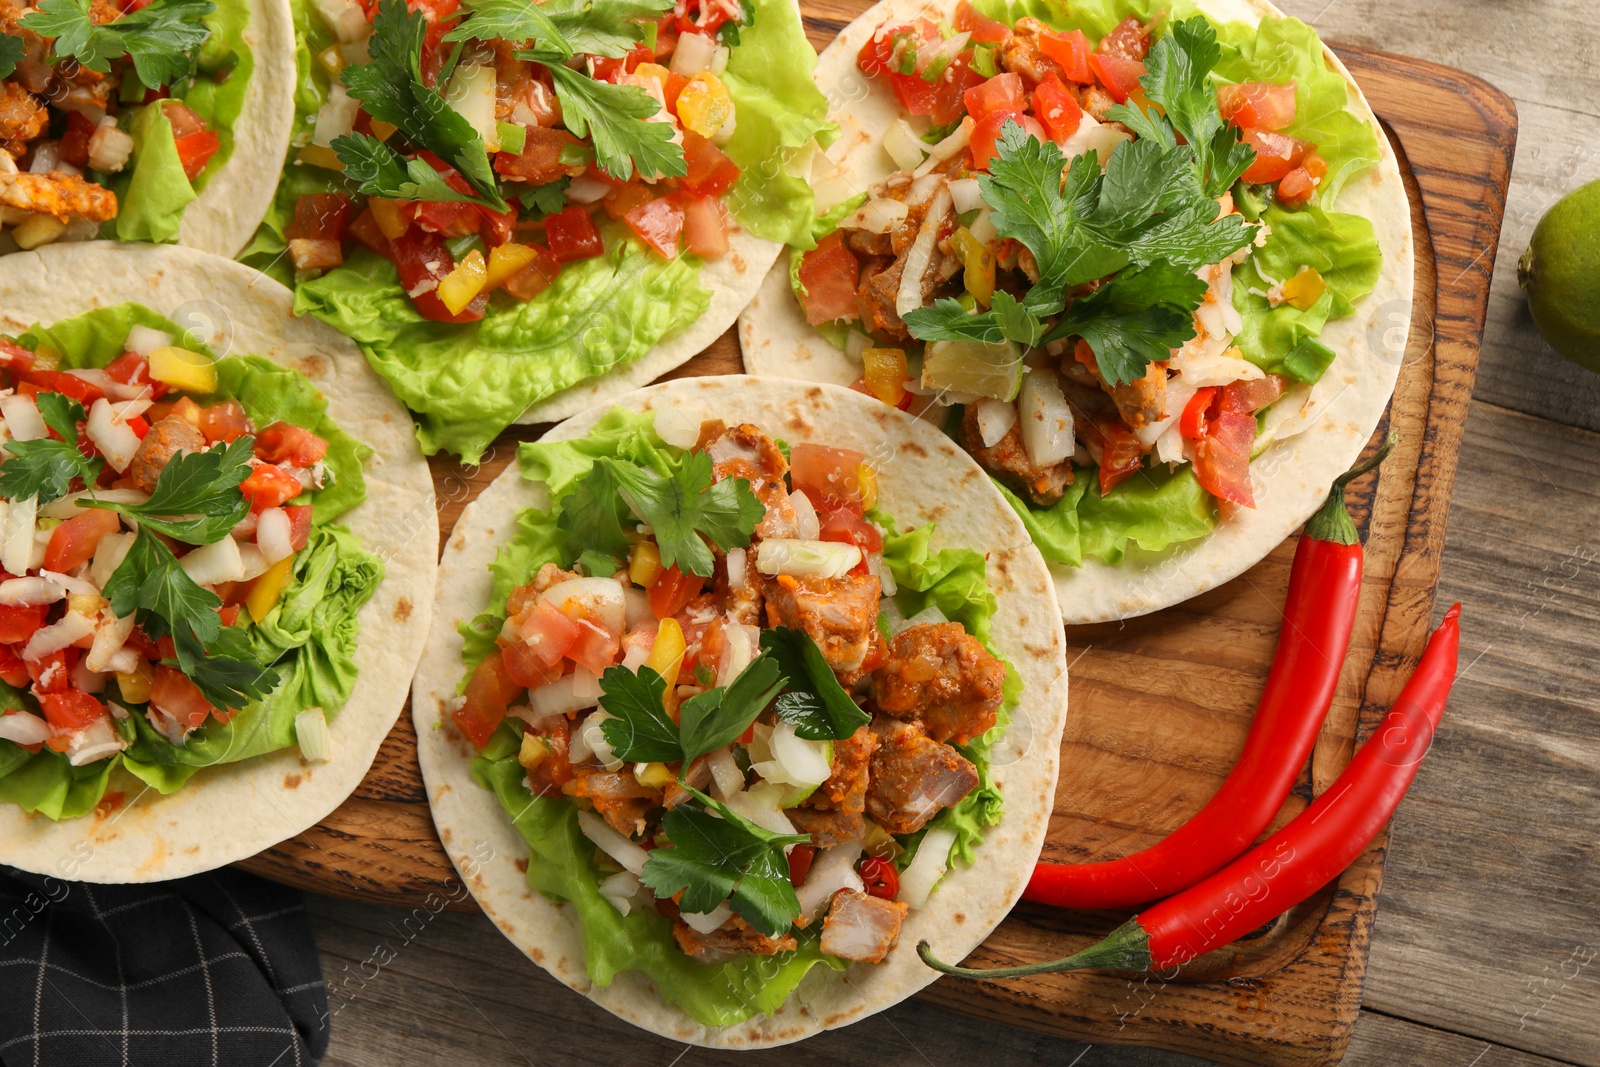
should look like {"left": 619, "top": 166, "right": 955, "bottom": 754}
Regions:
{"left": 992, "top": 464, "right": 1216, "bottom": 568}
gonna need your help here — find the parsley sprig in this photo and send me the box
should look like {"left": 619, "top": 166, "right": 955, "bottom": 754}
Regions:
{"left": 598, "top": 652, "right": 784, "bottom": 766}
{"left": 0, "top": 34, "right": 25, "bottom": 80}
{"left": 760, "top": 628, "right": 870, "bottom": 741}
{"left": 20, "top": 0, "right": 216, "bottom": 89}
{"left": 81, "top": 438, "right": 253, "bottom": 544}
{"left": 0, "top": 393, "right": 103, "bottom": 506}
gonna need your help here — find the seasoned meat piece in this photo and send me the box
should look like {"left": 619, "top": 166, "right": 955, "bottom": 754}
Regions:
{"left": 1080, "top": 85, "right": 1121, "bottom": 123}
{"left": 660, "top": 754, "right": 712, "bottom": 810}
{"left": 788, "top": 806, "right": 864, "bottom": 848}
{"left": 821, "top": 889, "right": 908, "bottom": 963}
{"left": 835, "top": 622, "right": 885, "bottom": 691}
{"left": 789, "top": 724, "right": 875, "bottom": 846}
{"left": 763, "top": 572, "right": 881, "bottom": 674}
{"left": 126, "top": 416, "right": 205, "bottom": 493}
{"left": 674, "top": 914, "right": 798, "bottom": 958}
{"left": 0, "top": 166, "right": 118, "bottom": 223}
{"left": 866, "top": 718, "right": 979, "bottom": 835}
{"left": 845, "top": 228, "right": 894, "bottom": 257}
{"left": 0, "top": 84, "right": 46, "bottom": 154}
{"left": 696, "top": 420, "right": 797, "bottom": 538}
{"left": 998, "top": 17, "right": 1070, "bottom": 87}
{"left": 562, "top": 763, "right": 661, "bottom": 837}
{"left": 856, "top": 256, "right": 910, "bottom": 342}
{"left": 960, "top": 404, "right": 1073, "bottom": 507}
{"left": 872, "top": 622, "right": 1005, "bottom": 745}
{"left": 1106, "top": 360, "right": 1168, "bottom": 430}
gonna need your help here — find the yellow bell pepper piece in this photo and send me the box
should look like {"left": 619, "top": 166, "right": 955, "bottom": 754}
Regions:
{"left": 856, "top": 462, "right": 879, "bottom": 510}
{"left": 116, "top": 662, "right": 153, "bottom": 704}
{"left": 369, "top": 119, "right": 398, "bottom": 142}
{"left": 951, "top": 226, "right": 995, "bottom": 308}
{"left": 634, "top": 761, "right": 675, "bottom": 788}
{"left": 629, "top": 540, "right": 663, "bottom": 589}
{"left": 518, "top": 733, "right": 550, "bottom": 773}
{"left": 632, "top": 62, "right": 672, "bottom": 96}
{"left": 1281, "top": 266, "right": 1326, "bottom": 311}
{"left": 861, "top": 347, "right": 908, "bottom": 408}
{"left": 676, "top": 72, "right": 732, "bottom": 138}
{"left": 368, "top": 198, "right": 412, "bottom": 240}
{"left": 486, "top": 243, "right": 540, "bottom": 290}
{"left": 245, "top": 556, "right": 295, "bottom": 623}
{"left": 296, "top": 144, "right": 344, "bottom": 172}
{"left": 644, "top": 617, "right": 686, "bottom": 687}
{"left": 438, "top": 249, "right": 488, "bottom": 315}
{"left": 149, "top": 346, "right": 217, "bottom": 393}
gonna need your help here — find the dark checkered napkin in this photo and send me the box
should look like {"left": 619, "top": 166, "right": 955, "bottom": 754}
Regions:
{"left": 0, "top": 865, "right": 330, "bottom": 1067}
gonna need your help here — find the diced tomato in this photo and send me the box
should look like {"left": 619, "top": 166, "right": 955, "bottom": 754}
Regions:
{"left": 174, "top": 130, "right": 221, "bottom": 182}
{"left": 0, "top": 603, "right": 47, "bottom": 645}
{"left": 217, "top": 604, "right": 242, "bottom": 627}
{"left": 648, "top": 565, "right": 704, "bottom": 621}
{"left": 127, "top": 416, "right": 149, "bottom": 439}
{"left": 347, "top": 208, "right": 388, "bottom": 254}
{"left": 387, "top": 229, "right": 487, "bottom": 323}
{"left": 787, "top": 843, "right": 816, "bottom": 886}
{"left": 796, "top": 231, "right": 860, "bottom": 326}
{"left": 1277, "top": 166, "right": 1316, "bottom": 207}
{"left": 544, "top": 205, "right": 605, "bottom": 263}
{"left": 103, "top": 352, "right": 157, "bottom": 393}
{"left": 477, "top": 202, "right": 518, "bottom": 248}
{"left": 1240, "top": 129, "right": 1313, "bottom": 184}
{"left": 1036, "top": 28, "right": 1093, "bottom": 84}
{"left": 929, "top": 52, "right": 987, "bottom": 126}
{"left": 1223, "top": 374, "right": 1288, "bottom": 414}
{"left": 953, "top": 0, "right": 1010, "bottom": 43}
{"left": 859, "top": 855, "right": 899, "bottom": 900}
{"left": 590, "top": 43, "right": 654, "bottom": 80}
{"left": 963, "top": 71, "right": 1026, "bottom": 119}
{"left": 602, "top": 180, "right": 654, "bottom": 220}
{"left": 199, "top": 400, "right": 250, "bottom": 445}
{"left": 502, "top": 243, "right": 563, "bottom": 301}
{"left": 1095, "top": 422, "right": 1144, "bottom": 495}
{"left": 1033, "top": 73, "right": 1083, "bottom": 143}
{"left": 254, "top": 422, "right": 329, "bottom": 467}
{"left": 818, "top": 501, "right": 884, "bottom": 555}
{"left": 1098, "top": 16, "right": 1151, "bottom": 60}
{"left": 284, "top": 505, "right": 313, "bottom": 552}
{"left": 1087, "top": 52, "right": 1146, "bottom": 103}
{"left": 888, "top": 71, "right": 939, "bottom": 116}
{"left": 1192, "top": 410, "right": 1257, "bottom": 508}
{"left": 673, "top": 0, "right": 730, "bottom": 36}
{"left": 501, "top": 639, "right": 563, "bottom": 689}
{"left": 680, "top": 195, "right": 729, "bottom": 259}
{"left": 165, "top": 102, "right": 206, "bottom": 139}
{"left": 414, "top": 199, "right": 480, "bottom": 238}
{"left": 43, "top": 509, "right": 121, "bottom": 573}
{"left": 652, "top": 15, "right": 679, "bottom": 59}
{"left": 286, "top": 193, "right": 352, "bottom": 241}
{"left": 0, "top": 339, "right": 33, "bottom": 371}
{"left": 0, "top": 647, "right": 28, "bottom": 688}
{"left": 453, "top": 649, "right": 521, "bottom": 748}
{"left": 970, "top": 109, "right": 1043, "bottom": 170}
{"left": 857, "top": 24, "right": 904, "bottom": 76}
{"left": 623, "top": 197, "right": 684, "bottom": 259}
{"left": 1180, "top": 386, "right": 1219, "bottom": 439}
{"left": 18, "top": 369, "right": 104, "bottom": 404}
{"left": 680, "top": 131, "right": 740, "bottom": 196}
{"left": 1303, "top": 153, "right": 1328, "bottom": 180}
{"left": 1217, "top": 81, "right": 1298, "bottom": 131}
{"left": 59, "top": 111, "right": 96, "bottom": 168}
{"left": 567, "top": 616, "right": 619, "bottom": 675}
{"left": 524, "top": 598, "right": 583, "bottom": 666}
{"left": 495, "top": 126, "right": 584, "bottom": 184}
{"left": 37, "top": 690, "right": 106, "bottom": 733}
{"left": 240, "top": 464, "right": 304, "bottom": 512}
{"left": 662, "top": 69, "right": 689, "bottom": 113}
{"left": 791, "top": 443, "right": 870, "bottom": 507}
{"left": 26, "top": 649, "right": 72, "bottom": 695}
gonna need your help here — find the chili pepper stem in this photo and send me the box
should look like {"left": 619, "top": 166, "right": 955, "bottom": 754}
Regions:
{"left": 1305, "top": 433, "right": 1398, "bottom": 545}
{"left": 917, "top": 918, "right": 1153, "bottom": 980}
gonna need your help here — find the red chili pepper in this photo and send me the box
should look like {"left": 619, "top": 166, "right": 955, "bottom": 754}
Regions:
{"left": 1025, "top": 437, "right": 1396, "bottom": 910}
{"left": 859, "top": 856, "right": 899, "bottom": 900}
{"left": 920, "top": 601, "right": 1461, "bottom": 979}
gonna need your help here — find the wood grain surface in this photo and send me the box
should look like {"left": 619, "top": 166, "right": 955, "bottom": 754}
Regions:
{"left": 243, "top": 9, "right": 1560, "bottom": 1067}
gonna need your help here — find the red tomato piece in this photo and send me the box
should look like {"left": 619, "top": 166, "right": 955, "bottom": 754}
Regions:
{"left": 929, "top": 53, "right": 987, "bottom": 126}
{"left": 495, "top": 126, "right": 584, "bottom": 184}
{"left": 1217, "top": 81, "right": 1297, "bottom": 131}
{"left": 0, "top": 603, "right": 47, "bottom": 645}
{"left": 37, "top": 691, "right": 106, "bottom": 733}
{"left": 889, "top": 71, "right": 939, "bottom": 115}
{"left": 970, "top": 109, "right": 1042, "bottom": 170}
{"left": 544, "top": 205, "right": 605, "bottom": 263}
{"left": 787, "top": 843, "right": 816, "bottom": 886}
{"left": 1095, "top": 422, "right": 1144, "bottom": 496}
{"left": 199, "top": 399, "right": 250, "bottom": 444}
{"left": 859, "top": 855, "right": 899, "bottom": 900}
{"left": 127, "top": 416, "right": 149, "bottom": 439}
{"left": 174, "top": 130, "right": 221, "bottom": 182}
{"left": 283, "top": 505, "right": 313, "bottom": 552}
{"left": 962, "top": 71, "right": 1026, "bottom": 119}
{"left": 623, "top": 197, "right": 685, "bottom": 259}
{"left": 1180, "top": 386, "right": 1220, "bottom": 439}
{"left": 1087, "top": 52, "right": 1146, "bottom": 103}
{"left": 796, "top": 231, "right": 861, "bottom": 326}
{"left": 43, "top": 510, "right": 122, "bottom": 573}
{"left": 0, "top": 647, "right": 29, "bottom": 688}
{"left": 254, "top": 422, "right": 329, "bottom": 467}
{"left": 18, "top": 370, "right": 104, "bottom": 404}
{"left": 567, "top": 616, "right": 620, "bottom": 675}
{"left": 681, "top": 131, "right": 740, "bottom": 195}
{"left": 1036, "top": 28, "right": 1093, "bottom": 84}
{"left": 818, "top": 501, "right": 884, "bottom": 554}
{"left": 387, "top": 229, "right": 487, "bottom": 323}
{"left": 502, "top": 640, "right": 563, "bottom": 689}
{"left": 453, "top": 649, "right": 521, "bottom": 748}
{"left": 26, "top": 649, "right": 72, "bottom": 694}
{"left": 1097, "top": 16, "right": 1151, "bottom": 60}
{"left": 59, "top": 111, "right": 96, "bottom": 168}
{"left": 791, "top": 443, "right": 869, "bottom": 507}
{"left": 857, "top": 24, "right": 904, "bottom": 76}
{"left": 953, "top": 0, "right": 1010, "bottom": 43}
{"left": 1240, "top": 129, "right": 1313, "bottom": 184}
{"left": 1191, "top": 410, "right": 1257, "bottom": 508}
{"left": 1033, "top": 72, "right": 1083, "bottom": 143}
{"left": 104, "top": 352, "right": 155, "bottom": 393}
{"left": 524, "top": 598, "right": 582, "bottom": 667}
{"left": 240, "top": 465, "right": 304, "bottom": 513}
{"left": 680, "top": 195, "right": 729, "bottom": 259}
{"left": 217, "top": 604, "right": 242, "bottom": 627}
{"left": 1222, "top": 374, "right": 1287, "bottom": 414}
{"left": 1277, "top": 166, "right": 1316, "bottom": 207}
{"left": 648, "top": 565, "right": 705, "bottom": 621}
{"left": 286, "top": 193, "right": 352, "bottom": 241}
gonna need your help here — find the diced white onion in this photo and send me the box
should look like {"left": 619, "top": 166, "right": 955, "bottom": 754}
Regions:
{"left": 68, "top": 718, "right": 124, "bottom": 766}
{"left": 754, "top": 539, "right": 861, "bottom": 579}
{"left": 707, "top": 746, "right": 744, "bottom": 801}
{"left": 896, "top": 603, "right": 948, "bottom": 636}
{"left": 2, "top": 496, "right": 38, "bottom": 578}
{"left": 236, "top": 543, "right": 272, "bottom": 582}
{"left": 576, "top": 809, "right": 649, "bottom": 875}
{"left": 884, "top": 118, "right": 929, "bottom": 171}
{"left": 715, "top": 621, "right": 758, "bottom": 685}
{"left": 528, "top": 673, "right": 596, "bottom": 719}
{"left": 40, "top": 489, "right": 143, "bottom": 520}
{"left": 913, "top": 117, "right": 974, "bottom": 178}
{"left": 571, "top": 666, "right": 603, "bottom": 703}
{"left": 540, "top": 577, "right": 626, "bottom": 637}
{"left": 680, "top": 902, "right": 733, "bottom": 934}
{"left": 29, "top": 142, "right": 59, "bottom": 174}
{"left": 623, "top": 588, "right": 653, "bottom": 632}
{"left": 1154, "top": 421, "right": 1189, "bottom": 466}
{"left": 899, "top": 827, "right": 956, "bottom": 907}
{"left": 598, "top": 870, "right": 643, "bottom": 916}
{"left": 572, "top": 710, "right": 623, "bottom": 771}
{"left": 0, "top": 396, "right": 46, "bottom": 441}
{"left": 295, "top": 707, "right": 333, "bottom": 762}
{"left": 314, "top": 0, "right": 370, "bottom": 42}
{"left": 312, "top": 83, "right": 360, "bottom": 147}
{"left": 0, "top": 575, "right": 63, "bottom": 607}
{"left": 22, "top": 610, "right": 95, "bottom": 661}
{"left": 84, "top": 610, "right": 135, "bottom": 673}
{"left": 71, "top": 655, "right": 106, "bottom": 693}
{"left": 845, "top": 330, "right": 872, "bottom": 362}
{"left": 789, "top": 490, "right": 820, "bottom": 540}
{"left": 85, "top": 398, "right": 141, "bottom": 473}
{"left": 256, "top": 507, "right": 294, "bottom": 564}
{"left": 89, "top": 531, "right": 134, "bottom": 588}
{"left": 974, "top": 396, "right": 1018, "bottom": 447}
{"left": 724, "top": 546, "right": 747, "bottom": 591}
{"left": 124, "top": 325, "right": 173, "bottom": 356}
{"left": 87, "top": 117, "right": 134, "bottom": 174}
{"left": 968, "top": 207, "right": 998, "bottom": 245}
{"left": 840, "top": 196, "right": 910, "bottom": 234}
{"left": 865, "top": 552, "right": 895, "bottom": 596}
{"left": 38, "top": 569, "right": 97, "bottom": 597}
{"left": 670, "top": 29, "right": 717, "bottom": 76}
{"left": 442, "top": 63, "right": 499, "bottom": 150}
{"left": 723, "top": 782, "right": 799, "bottom": 836}
{"left": 179, "top": 536, "right": 244, "bottom": 587}
{"left": 0, "top": 711, "right": 52, "bottom": 746}
{"left": 896, "top": 184, "right": 951, "bottom": 317}
{"left": 651, "top": 405, "right": 700, "bottom": 449}
{"left": 1057, "top": 113, "right": 1130, "bottom": 166}
{"left": 796, "top": 840, "right": 864, "bottom": 922}
{"left": 947, "top": 177, "right": 982, "bottom": 214}
{"left": 709, "top": 44, "right": 730, "bottom": 75}
{"left": 1018, "top": 368, "right": 1075, "bottom": 468}
{"left": 751, "top": 722, "right": 831, "bottom": 787}
{"left": 566, "top": 174, "right": 613, "bottom": 204}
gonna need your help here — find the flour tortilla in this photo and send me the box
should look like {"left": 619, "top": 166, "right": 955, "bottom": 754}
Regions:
{"left": 414, "top": 376, "right": 1069, "bottom": 1047}
{"left": 0, "top": 242, "right": 437, "bottom": 882}
{"left": 738, "top": 0, "right": 1415, "bottom": 624}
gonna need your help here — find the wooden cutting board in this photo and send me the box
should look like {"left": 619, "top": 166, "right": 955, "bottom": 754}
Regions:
{"left": 239, "top": 17, "right": 1517, "bottom": 1066}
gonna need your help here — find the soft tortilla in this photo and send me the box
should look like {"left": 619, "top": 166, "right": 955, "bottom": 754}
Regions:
{"left": 413, "top": 377, "right": 1069, "bottom": 1047}
{"left": 0, "top": 242, "right": 437, "bottom": 883}
{"left": 738, "top": 0, "right": 1415, "bottom": 624}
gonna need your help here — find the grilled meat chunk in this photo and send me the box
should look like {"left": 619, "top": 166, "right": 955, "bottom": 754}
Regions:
{"left": 865, "top": 718, "right": 980, "bottom": 835}
{"left": 0, "top": 83, "right": 46, "bottom": 154}
{"left": 871, "top": 622, "right": 1006, "bottom": 745}
{"left": 697, "top": 420, "right": 798, "bottom": 539}
{"left": 674, "top": 915, "right": 798, "bottom": 958}
{"left": 856, "top": 256, "right": 910, "bottom": 342}
{"left": 0, "top": 166, "right": 118, "bottom": 223}
{"left": 562, "top": 762, "right": 662, "bottom": 838}
{"left": 821, "top": 889, "right": 908, "bottom": 963}
{"left": 126, "top": 416, "right": 206, "bottom": 493}
{"left": 1106, "top": 360, "right": 1168, "bottom": 430}
{"left": 763, "top": 572, "right": 881, "bottom": 674}
{"left": 788, "top": 724, "right": 876, "bottom": 847}
{"left": 997, "top": 17, "right": 1070, "bottom": 87}
{"left": 960, "top": 404, "right": 1073, "bottom": 506}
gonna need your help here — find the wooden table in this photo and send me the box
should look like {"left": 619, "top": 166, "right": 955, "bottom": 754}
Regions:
{"left": 304, "top": 1, "right": 1600, "bottom": 1063}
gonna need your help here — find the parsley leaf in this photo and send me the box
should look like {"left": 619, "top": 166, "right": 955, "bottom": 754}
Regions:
{"left": 575, "top": 548, "right": 621, "bottom": 577}
{"left": 0, "top": 394, "right": 103, "bottom": 505}
{"left": 1043, "top": 262, "right": 1208, "bottom": 384}
{"left": 517, "top": 177, "right": 569, "bottom": 217}
{"left": 333, "top": 132, "right": 491, "bottom": 206}
{"left": 541, "top": 63, "right": 687, "bottom": 180}
{"left": 553, "top": 461, "right": 634, "bottom": 565}
{"left": 639, "top": 794, "right": 807, "bottom": 935}
{"left": 759, "top": 628, "right": 870, "bottom": 741}
{"left": 442, "top": 0, "right": 568, "bottom": 57}
{"left": 596, "top": 665, "right": 683, "bottom": 763}
{"left": 603, "top": 453, "right": 764, "bottom": 578}
{"left": 21, "top": 0, "right": 216, "bottom": 87}
{"left": 82, "top": 438, "right": 252, "bottom": 545}
{"left": 677, "top": 653, "right": 784, "bottom": 765}
{"left": 522, "top": 0, "right": 673, "bottom": 60}
{"left": 902, "top": 299, "right": 1005, "bottom": 344}
{"left": 0, "top": 34, "right": 24, "bottom": 79}
{"left": 338, "top": 0, "right": 506, "bottom": 208}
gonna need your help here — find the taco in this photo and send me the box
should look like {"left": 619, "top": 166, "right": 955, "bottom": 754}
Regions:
{"left": 412, "top": 377, "right": 1068, "bottom": 1045}
{"left": 0, "top": 243, "right": 436, "bottom": 882}
{"left": 739, "top": 0, "right": 1414, "bottom": 623}
{"left": 239, "top": 0, "right": 835, "bottom": 462}
{"left": 0, "top": 0, "right": 295, "bottom": 255}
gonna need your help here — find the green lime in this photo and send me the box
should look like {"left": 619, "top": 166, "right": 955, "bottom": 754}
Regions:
{"left": 1520, "top": 178, "right": 1600, "bottom": 371}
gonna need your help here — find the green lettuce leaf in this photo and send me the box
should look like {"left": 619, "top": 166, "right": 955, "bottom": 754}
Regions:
{"left": 992, "top": 464, "right": 1216, "bottom": 567}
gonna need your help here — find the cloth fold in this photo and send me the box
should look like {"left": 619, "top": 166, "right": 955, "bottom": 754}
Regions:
{"left": 0, "top": 865, "right": 330, "bottom": 1067}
